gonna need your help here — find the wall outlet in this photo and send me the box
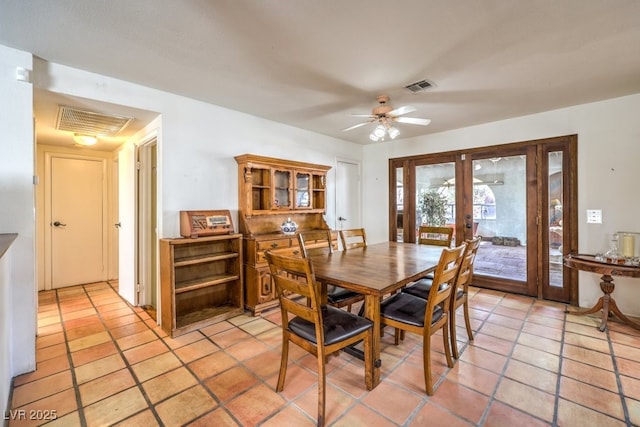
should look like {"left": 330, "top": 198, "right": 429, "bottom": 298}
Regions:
{"left": 587, "top": 209, "right": 602, "bottom": 224}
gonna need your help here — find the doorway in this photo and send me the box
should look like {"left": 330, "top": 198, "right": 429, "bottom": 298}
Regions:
{"left": 45, "top": 153, "right": 108, "bottom": 288}
{"left": 138, "top": 138, "right": 159, "bottom": 319}
{"left": 335, "top": 159, "right": 362, "bottom": 231}
{"left": 389, "top": 135, "right": 577, "bottom": 304}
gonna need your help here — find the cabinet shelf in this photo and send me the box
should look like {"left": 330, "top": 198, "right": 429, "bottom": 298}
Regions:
{"left": 176, "top": 304, "right": 238, "bottom": 329}
{"left": 174, "top": 252, "right": 238, "bottom": 266}
{"left": 175, "top": 274, "right": 241, "bottom": 293}
{"left": 160, "top": 234, "right": 243, "bottom": 336}
{"left": 235, "top": 154, "right": 331, "bottom": 315}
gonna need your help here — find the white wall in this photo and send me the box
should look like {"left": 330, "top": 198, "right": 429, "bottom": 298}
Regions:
{"left": 1, "top": 45, "right": 364, "bottom": 395}
{"left": 32, "top": 59, "right": 364, "bottom": 239}
{"left": 363, "top": 93, "right": 640, "bottom": 315}
{"left": 0, "top": 45, "right": 37, "bottom": 411}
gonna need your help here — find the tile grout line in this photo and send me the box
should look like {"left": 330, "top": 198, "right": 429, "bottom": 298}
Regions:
{"left": 607, "top": 327, "right": 631, "bottom": 425}
{"left": 473, "top": 293, "right": 549, "bottom": 426}
{"left": 551, "top": 305, "right": 568, "bottom": 427}
{"left": 82, "top": 281, "right": 165, "bottom": 426}
{"left": 55, "top": 286, "right": 88, "bottom": 426}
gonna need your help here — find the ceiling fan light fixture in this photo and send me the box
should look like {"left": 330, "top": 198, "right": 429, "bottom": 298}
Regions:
{"left": 73, "top": 133, "right": 98, "bottom": 146}
{"left": 369, "top": 133, "right": 380, "bottom": 142}
{"left": 374, "top": 124, "right": 386, "bottom": 138}
{"left": 388, "top": 126, "right": 400, "bottom": 139}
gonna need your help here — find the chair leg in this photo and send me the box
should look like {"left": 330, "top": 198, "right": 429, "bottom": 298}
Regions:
{"left": 394, "top": 327, "right": 400, "bottom": 345}
{"left": 423, "top": 331, "right": 433, "bottom": 396}
{"left": 450, "top": 307, "right": 460, "bottom": 360}
{"left": 317, "top": 349, "right": 326, "bottom": 427}
{"left": 463, "top": 300, "right": 474, "bottom": 341}
{"left": 276, "top": 336, "right": 290, "bottom": 392}
{"left": 442, "top": 319, "right": 454, "bottom": 369}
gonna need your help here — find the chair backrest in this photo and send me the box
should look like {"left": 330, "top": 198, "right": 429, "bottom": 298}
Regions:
{"left": 297, "top": 229, "right": 334, "bottom": 257}
{"left": 458, "top": 237, "right": 481, "bottom": 284}
{"left": 418, "top": 226, "right": 453, "bottom": 247}
{"left": 427, "top": 243, "right": 466, "bottom": 310}
{"left": 339, "top": 228, "right": 367, "bottom": 250}
{"left": 452, "top": 237, "right": 481, "bottom": 297}
{"left": 265, "top": 251, "right": 323, "bottom": 338}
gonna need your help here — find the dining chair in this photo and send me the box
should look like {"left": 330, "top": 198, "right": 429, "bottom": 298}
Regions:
{"left": 403, "top": 237, "right": 481, "bottom": 359}
{"left": 298, "top": 229, "right": 364, "bottom": 313}
{"left": 412, "top": 225, "right": 455, "bottom": 283}
{"left": 418, "top": 225, "right": 454, "bottom": 247}
{"left": 379, "top": 243, "right": 465, "bottom": 395}
{"left": 339, "top": 228, "right": 367, "bottom": 250}
{"left": 265, "top": 251, "right": 373, "bottom": 427}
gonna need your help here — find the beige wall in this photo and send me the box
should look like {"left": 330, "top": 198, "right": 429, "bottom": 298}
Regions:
{"left": 362, "top": 93, "right": 640, "bottom": 316}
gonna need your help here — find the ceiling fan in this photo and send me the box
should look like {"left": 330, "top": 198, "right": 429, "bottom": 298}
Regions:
{"left": 342, "top": 95, "right": 431, "bottom": 141}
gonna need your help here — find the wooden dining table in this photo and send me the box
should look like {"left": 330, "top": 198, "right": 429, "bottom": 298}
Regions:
{"left": 308, "top": 241, "right": 444, "bottom": 389}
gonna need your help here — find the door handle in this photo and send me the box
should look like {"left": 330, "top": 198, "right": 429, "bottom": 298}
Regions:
{"left": 115, "top": 222, "right": 122, "bottom": 228}
{"left": 53, "top": 221, "right": 66, "bottom": 227}
{"left": 337, "top": 216, "right": 348, "bottom": 222}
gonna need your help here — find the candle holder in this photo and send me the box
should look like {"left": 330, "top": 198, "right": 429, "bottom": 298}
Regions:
{"left": 617, "top": 231, "right": 640, "bottom": 259}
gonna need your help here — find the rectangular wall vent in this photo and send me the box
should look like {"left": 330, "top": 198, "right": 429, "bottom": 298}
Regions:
{"left": 56, "top": 105, "right": 133, "bottom": 136}
{"left": 405, "top": 79, "right": 434, "bottom": 93}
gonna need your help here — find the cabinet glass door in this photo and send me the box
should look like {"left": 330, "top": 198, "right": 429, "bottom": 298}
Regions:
{"left": 273, "top": 169, "right": 291, "bottom": 209}
{"left": 294, "top": 172, "right": 311, "bottom": 208}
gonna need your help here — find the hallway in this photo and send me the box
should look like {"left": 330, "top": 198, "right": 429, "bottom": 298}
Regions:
{"left": 7, "top": 281, "right": 640, "bottom": 426}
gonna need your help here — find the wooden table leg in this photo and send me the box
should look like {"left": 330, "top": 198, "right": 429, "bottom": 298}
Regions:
{"left": 567, "top": 274, "right": 640, "bottom": 331}
{"left": 363, "top": 294, "right": 381, "bottom": 389}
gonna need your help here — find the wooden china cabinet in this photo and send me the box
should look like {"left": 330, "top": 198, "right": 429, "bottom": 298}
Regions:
{"left": 235, "top": 154, "right": 331, "bottom": 315}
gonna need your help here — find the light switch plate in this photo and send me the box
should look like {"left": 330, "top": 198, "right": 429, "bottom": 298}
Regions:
{"left": 587, "top": 209, "right": 602, "bottom": 224}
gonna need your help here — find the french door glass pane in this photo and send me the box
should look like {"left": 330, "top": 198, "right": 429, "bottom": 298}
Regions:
{"left": 415, "top": 163, "right": 456, "bottom": 239}
{"left": 472, "top": 155, "right": 527, "bottom": 281}
{"left": 549, "top": 151, "right": 564, "bottom": 287}
{"left": 396, "top": 167, "right": 404, "bottom": 242}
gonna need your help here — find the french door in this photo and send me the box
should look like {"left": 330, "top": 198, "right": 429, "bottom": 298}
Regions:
{"left": 390, "top": 135, "right": 577, "bottom": 303}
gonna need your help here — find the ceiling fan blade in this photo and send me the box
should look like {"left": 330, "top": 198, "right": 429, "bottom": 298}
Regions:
{"left": 387, "top": 105, "right": 416, "bottom": 117}
{"left": 342, "top": 121, "right": 373, "bottom": 132}
{"left": 395, "top": 117, "right": 431, "bottom": 126}
{"left": 351, "top": 114, "right": 376, "bottom": 118}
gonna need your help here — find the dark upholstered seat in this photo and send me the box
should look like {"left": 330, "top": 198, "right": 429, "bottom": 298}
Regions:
{"left": 266, "top": 251, "right": 373, "bottom": 427}
{"left": 380, "top": 244, "right": 465, "bottom": 395}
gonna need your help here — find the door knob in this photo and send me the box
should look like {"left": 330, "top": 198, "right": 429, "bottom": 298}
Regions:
{"left": 337, "top": 216, "right": 348, "bottom": 222}
{"left": 53, "top": 221, "right": 66, "bottom": 227}
{"left": 115, "top": 222, "right": 122, "bottom": 228}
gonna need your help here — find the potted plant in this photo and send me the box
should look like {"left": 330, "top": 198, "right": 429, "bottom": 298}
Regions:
{"left": 418, "top": 190, "right": 448, "bottom": 226}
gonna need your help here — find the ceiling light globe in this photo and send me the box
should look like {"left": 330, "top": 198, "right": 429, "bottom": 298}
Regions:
{"left": 374, "top": 125, "right": 386, "bottom": 137}
{"left": 73, "top": 133, "right": 98, "bottom": 146}
{"left": 388, "top": 127, "right": 400, "bottom": 139}
{"left": 369, "top": 133, "right": 380, "bottom": 142}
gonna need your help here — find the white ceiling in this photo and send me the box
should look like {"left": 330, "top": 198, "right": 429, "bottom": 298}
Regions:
{"left": 2, "top": 0, "right": 640, "bottom": 150}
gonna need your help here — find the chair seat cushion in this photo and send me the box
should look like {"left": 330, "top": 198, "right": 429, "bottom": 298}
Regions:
{"left": 380, "top": 292, "right": 443, "bottom": 327}
{"left": 289, "top": 305, "right": 373, "bottom": 346}
{"left": 327, "top": 286, "right": 362, "bottom": 304}
{"left": 403, "top": 278, "right": 463, "bottom": 301}
{"left": 402, "top": 278, "right": 433, "bottom": 299}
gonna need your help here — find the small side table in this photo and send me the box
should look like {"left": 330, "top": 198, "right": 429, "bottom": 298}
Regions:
{"left": 564, "top": 254, "right": 640, "bottom": 332}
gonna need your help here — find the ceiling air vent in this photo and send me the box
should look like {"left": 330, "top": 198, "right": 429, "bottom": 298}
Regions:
{"left": 405, "top": 79, "right": 434, "bottom": 93}
{"left": 56, "top": 105, "right": 133, "bottom": 136}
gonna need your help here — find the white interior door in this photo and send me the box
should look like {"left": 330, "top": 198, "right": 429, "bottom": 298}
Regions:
{"left": 50, "top": 156, "right": 106, "bottom": 288}
{"left": 118, "top": 142, "right": 137, "bottom": 305}
{"left": 335, "top": 160, "right": 362, "bottom": 231}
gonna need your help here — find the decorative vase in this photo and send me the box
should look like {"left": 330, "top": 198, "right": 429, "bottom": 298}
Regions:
{"left": 605, "top": 234, "right": 622, "bottom": 264}
{"left": 281, "top": 217, "right": 298, "bottom": 235}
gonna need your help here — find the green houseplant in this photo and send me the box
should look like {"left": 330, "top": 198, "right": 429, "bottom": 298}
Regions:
{"left": 418, "top": 190, "right": 448, "bottom": 226}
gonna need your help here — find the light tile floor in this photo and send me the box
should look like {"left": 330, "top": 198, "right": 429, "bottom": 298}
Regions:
{"left": 7, "top": 281, "right": 640, "bottom": 426}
